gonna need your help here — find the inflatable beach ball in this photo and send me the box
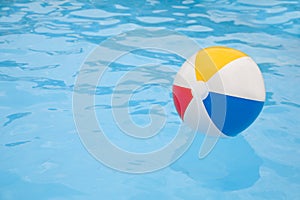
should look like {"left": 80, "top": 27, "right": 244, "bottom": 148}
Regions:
{"left": 173, "top": 46, "right": 265, "bottom": 137}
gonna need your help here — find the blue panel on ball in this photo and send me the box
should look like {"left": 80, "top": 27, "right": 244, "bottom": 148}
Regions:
{"left": 203, "top": 92, "right": 264, "bottom": 137}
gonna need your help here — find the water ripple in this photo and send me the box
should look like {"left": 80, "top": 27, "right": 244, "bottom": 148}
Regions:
{"left": 5, "top": 140, "right": 31, "bottom": 147}
{"left": 3, "top": 112, "right": 31, "bottom": 127}
{"left": 70, "top": 9, "right": 130, "bottom": 19}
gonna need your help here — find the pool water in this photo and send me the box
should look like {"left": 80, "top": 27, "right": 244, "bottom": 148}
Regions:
{"left": 1, "top": 0, "right": 300, "bottom": 199}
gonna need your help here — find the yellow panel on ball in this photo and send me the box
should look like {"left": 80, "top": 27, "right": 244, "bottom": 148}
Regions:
{"left": 195, "top": 46, "right": 247, "bottom": 82}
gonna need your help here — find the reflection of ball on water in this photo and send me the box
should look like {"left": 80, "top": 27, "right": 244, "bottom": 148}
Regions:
{"left": 173, "top": 46, "right": 265, "bottom": 137}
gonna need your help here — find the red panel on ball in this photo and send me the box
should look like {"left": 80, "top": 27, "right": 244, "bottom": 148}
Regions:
{"left": 173, "top": 85, "right": 193, "bottom": 120}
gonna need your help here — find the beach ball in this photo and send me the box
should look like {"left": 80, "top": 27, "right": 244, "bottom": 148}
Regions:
{"left": 173, "top": 46, "right": 265, "bottom": 137}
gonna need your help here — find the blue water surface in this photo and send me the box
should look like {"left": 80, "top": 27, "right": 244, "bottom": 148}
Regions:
{"left": 1, "top": 0, "right": 300, "bottom": 199}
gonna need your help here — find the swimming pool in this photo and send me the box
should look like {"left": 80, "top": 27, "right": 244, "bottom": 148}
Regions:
{"left": 1, "top": 0, "right": 300, "bottom": 199}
